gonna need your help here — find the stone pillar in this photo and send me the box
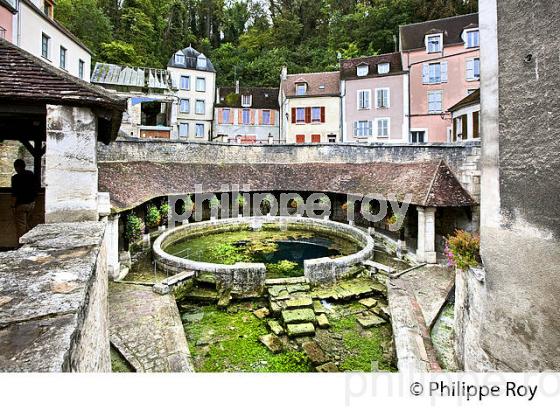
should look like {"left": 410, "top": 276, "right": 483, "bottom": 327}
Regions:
{"left": 106, "top": 214, "right": 121, "bottom": 280}
{"left": 45, "top": 105, "right": 99, "bottom": 223}
{"left": 416, "top": 207, "right": 426, "bottom": 262}
{"left": 424, "top": 207, "right": 437, "bottom": 264}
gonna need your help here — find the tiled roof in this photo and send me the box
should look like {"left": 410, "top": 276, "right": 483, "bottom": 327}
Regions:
{"left": 167, "top": 46, "right": 216, "bottom": 72}
{"left": 91, "top": 62, "right": 173, "bottom": 90}
{"left": 400, "top": 13, "right": 478, "bottom": 51}
{"left": 216, "top": 87, "right": 279, "bottom": 109}
{"left": 282, "top": 71, "right": 340, "bottom": 98}
{"left": 448, "top": 89, "right": 480, "bottom": 112}
{"left": 98, "top": 160, "right": 475, "bottom": 211}
{"left": 340, "top": 52, "right": 404, "bottom": 80}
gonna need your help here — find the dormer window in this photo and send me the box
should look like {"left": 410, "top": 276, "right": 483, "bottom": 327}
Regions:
{"left": 465, "top": 29, "right": 479, "bottom": 48}
{"left": 377, "top": 63, "right": 390, "bottom": 74}
{"left": 241, "top": 94, "right": 252, "bottom": 107}
{"left": 197, "top": 55, "right": 207, "bottom": 69}
{"left": 296, "top": 83, "right": 307, "bottom": 96}
{"left": 357, "top": 64, "right": 369, "bottom": 77}
{"left": 174, "top": 53, "right": 185, "bottom": 65}
{"left": 43, "top": 0, "right": 54, "bottom": 18}
{"left": 426, "top": 34, "right": 443, "bottom": 53}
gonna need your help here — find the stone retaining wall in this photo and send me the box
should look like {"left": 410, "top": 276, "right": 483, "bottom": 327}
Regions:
{"left": 153, "top": 216, "right": 374, "bottom": 294}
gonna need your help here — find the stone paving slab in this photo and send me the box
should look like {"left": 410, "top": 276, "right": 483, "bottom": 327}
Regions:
{"left": 109, "top": 282, "right": 193, "bottom": 372}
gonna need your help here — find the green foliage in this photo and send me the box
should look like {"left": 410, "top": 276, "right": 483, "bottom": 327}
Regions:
{"left": 267, "top": 260, "right": 301, "bottom": 278}
{"left": 159, "top": 201, "right": 170, "bottom": 225}
{"left": 56, "top": 0, "right": 477, "bottom": 85}
{"left": 209, "top": 195, "right": 220, "bottom": 209}
{"left": 211, "top": 243, "right": 248, "bottom": 265}
{"left": 145, "top": 204, "right": 161, "bottom": 228}
{"left": 236, "top": 194, "right": 245, "bottom": 207}
{"left": 125, "top": 213, "right": 144, "bottom": 242}
{"left": 445, "top": 230, "right": 481, "bottom": 270}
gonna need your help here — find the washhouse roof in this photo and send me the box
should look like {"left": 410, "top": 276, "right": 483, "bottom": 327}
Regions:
{"left": 91, "top": 62, "right": 173, "bottom": 90}
{"left": 98, "top": 160, "right": 476, "bottom": 212}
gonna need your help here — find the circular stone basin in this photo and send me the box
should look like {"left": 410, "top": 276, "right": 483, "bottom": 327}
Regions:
{"left": 153, "top": 217, "right": 375, "bottom": 290}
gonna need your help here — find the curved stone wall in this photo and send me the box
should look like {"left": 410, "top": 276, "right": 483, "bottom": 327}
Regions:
{"left": 153, "top": 216, "right": 375, "bottom": 295}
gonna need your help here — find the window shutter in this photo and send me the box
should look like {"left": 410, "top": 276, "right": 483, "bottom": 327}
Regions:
{"left": 218, "top": 108, "right": 223, "bottom": 124}
{"left": 320, "top": 107, "right": 325, "bottom": 123}
{"left": 291, "top": 108, "right": 296, "bottom": 123}
{"left": 353, "top": 121, "right": 357, "bottom": 137}
{"left": 270, "top": 110, "right": 276, "bottom": 125}
{"left": 462, "top": 114, "right": 468, "bottom": 139}
{"left": 452, "top": 118, "right": 457, "bottom": 142}
{"left": 422, "top": 64, "right": 429, "bottom": 84}
{"left": 238, "top": 109, "right": 243, "bottom": 125}
{"left": 368, "top": 120, "right": 373, "bottom": 136}
{"left": 250, "top": 109, "right": 255, "bottom": 125}
{"left": 441, "top": 62, "right": 448, "bottom": 83}
{"left": 466, "top": 59, "right": 474, "bottom": 80}
{"left": 305, "top": 107, "right": 311, "bottom": 123}
{"left": 473, "top": 111, "right": 479, "bottom": 138}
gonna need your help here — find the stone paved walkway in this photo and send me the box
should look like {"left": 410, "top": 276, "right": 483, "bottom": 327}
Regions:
{"left": 109, "top": 282, "right": 193, "bottom": 372}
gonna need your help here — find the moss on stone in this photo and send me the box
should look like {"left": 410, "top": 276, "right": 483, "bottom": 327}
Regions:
{"left": 110, "top": 346, "right": 134, "bottom": 372}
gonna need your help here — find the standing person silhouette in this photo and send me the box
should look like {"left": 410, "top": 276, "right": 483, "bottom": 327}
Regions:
{"left": 11, "top": 159, "right": 37, "bottom": 242}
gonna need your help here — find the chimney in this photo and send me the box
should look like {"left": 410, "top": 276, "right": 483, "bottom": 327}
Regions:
{"left": 235, "top": 80, "right": 240, "bottom": 95}
{"left": 280, "top": 66, "right": 288, "bottom": 81}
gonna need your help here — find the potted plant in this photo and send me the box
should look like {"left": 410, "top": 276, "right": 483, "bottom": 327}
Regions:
{"left": 445, "top": 230, "right": 481, "bottom": 271}
{"left": 125, "top": 213, "right": 144, "bottom": 247}
{"left": 145, "top": 204, "right": 161, "bottom": 230}
{"left": 159, "top": 201, "right": 170, "bottom": 227}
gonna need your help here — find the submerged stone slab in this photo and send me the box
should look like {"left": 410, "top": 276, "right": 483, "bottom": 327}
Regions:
{"left": 359, "top": 298, "right": 378, "bottom": 308}
{"left": 286, "top": 297, "right": 313, "bottom": 309}
{"left": 287, "top": 323, "right": 315, "bottom": 337}
{"left": 313, "top": 300, "right": 327, "bottom": 314}
{"left": 282, "top": 308, "right": 316, "bottom": 324}
{"left": 259, "top": 334, "right": 283, "bottom": 353}
{"left": 316, "top": 313, "right": 330, "bottom": 329}
{"left": 302, "top": 340, "right": 328, "bottom": 365}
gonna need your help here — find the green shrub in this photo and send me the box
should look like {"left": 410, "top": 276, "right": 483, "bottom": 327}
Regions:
{"left": 146, "top": 205, "right": 161, "bottom": 229}
{"left": 236, "top": 194, "right": 245, "bottom": 207}
{"left": 260, "top": 194, "right": 276, "bottom": 214}
{"left": 125, "top": 214, "right": 144, "bottom": 243}
{"left": 182, "top": 195, "right": 194, "bottom": 214}
{"left": 445, "top": 230, "right": 481, "bottom": 270}
{"left": 160, "top": 202, "right": 170, "bottom": 225}
{"left": 209, "top": 195, "right": 220, "bottom": 209}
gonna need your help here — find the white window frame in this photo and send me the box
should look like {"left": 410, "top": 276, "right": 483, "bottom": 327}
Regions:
{"left": 179, "top": 99, "right": 190, "bottom": 113}
{"left": 410, "top": 128, "right": 428, "bottom": 144}
{"left": 296, "top": 83, "right": 307, "bottom": 96}
{"left": 197, "top": 55, "right": 207, "bottom": 69}
{"left": 311, "top": 107, "right": 321, "bottom": 122}
{"left": 464, "top": 28, "right": 480, "bottom": 49}
{"left": 427, "top": 90, "right": 444, "bottom": 114}
{"left": 377, "top": 63, "right": 390, "bottom": 74}
{"left": 195, "top": 123, "right": 205, "bottom": 138}
{"left": 466, "top": 57, "right": 481, "bottom": 81}
{"left": 375, "top": 88, "right": 390, "bottom": 109}
{"left": 241, "top": 95, "right": 252, "bottom": 107}
{"left": 41, "top": 33, "right": 50, "bottom": 60}
{"left": 357, "top": 90, "right": 371, "bottom": 110}
{"left": 376, "top": 118, "right": 390, "bottom": 138}
{"left": 262, "top": 109, "right": 271, "bottom": 125}
{"left": 59, "top": 46, "right": 66, "bottom": 70}
{"left": 195, "top": 99, "right": 205, "bottom": 115}
{"left": 179, "top": 122, "right": 189, "bottom": 138}
{"left": 180, "top": 75, "right": 190, "bottom": 90}
{"left": 357, "top": 64, "right": 369, "bottom": 77}
{"left": 174, "top": 53, "right": 185, "bottom": 65}
{"left": 426, "top": 33, "right": 443, "bottom": 53}
{"left": 295, "top": 107, "right": 305, "bottom": 123}
{"left": 78, "top": 59, "right": 85, "bottom": 79}
{"left": 196, "top": 77, "right": 206, "bottom": 92}
{"left": 355, "top": 120, "right": 372, "bottom": 138}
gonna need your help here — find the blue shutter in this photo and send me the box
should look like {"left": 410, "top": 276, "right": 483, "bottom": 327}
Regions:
{"left": 441, "top": 61, "right": 448, "bottom": 83}
{"left": 422, "top": 64, "right": 429, "bottom": 84}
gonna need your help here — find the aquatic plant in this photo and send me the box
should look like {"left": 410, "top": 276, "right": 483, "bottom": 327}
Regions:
{"left": 445, "top": 230, "right": 481, "bottom": 270}
{"left": 267, "top": 260, "right": 300, "bottom": 278}
{"left": 125, "top": 214, "right": 144, "bottom": 243}
{"left": 211, "top": 243, "right": 247, "bottom": 264}
{"left": 145, "top": 204, "right": 161, "bottom": 229}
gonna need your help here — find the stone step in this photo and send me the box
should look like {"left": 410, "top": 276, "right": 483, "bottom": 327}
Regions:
{"left": 282, "top": 308, "right": 316, "bottom": 324}
{"left": 357, "top": 312, "right": 386, "bottom": 328}
{"left": 316, "top": 313, "right": 330, "bottom": 329}
{"left": 363, "top": 260, "right": 395, "bottom": 274}
{"left": 162, "top": 270, "right": 196, "bottom": 287}
{"left": 267, "top": 319, "right": 285, "bottom": 336}
{"left": 265, "top": 276, "right": 309, "bottom": 286}
{"left": 287, "top": 322, "right": 315, "bottom": 337}
{"left": 285, "top": 297, "right": 313, "bottom": 309}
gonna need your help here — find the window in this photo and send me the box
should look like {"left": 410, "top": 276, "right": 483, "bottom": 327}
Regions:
{"left": 196, "top": 77, "right": 206, "bottom": 92}
{"left": 0, "top": 27, "right": 5, "bottom": 40}
{"left": 41, "top": 33, "right": 50, "bottom": 59}
{"left": 242, "top": 109, "right": 251, "bottom": 125}
{"left": 376, "top": 88, "right": 390, "bottom": 109}
{"left": 455, "top": 116, "right": 464, "bottom": 140}
{"left": 423, "top": 62, "right": 448, "bottom": 84}
{"left": 180, "top": 76, "right": 190, "bottom": 90}
{"left": 296, "top": 107, "right": 305, "bottom": 123}
{"left": 328, "top": 134, "right": 336, "bottom": 143}
{"left": 79, "top": 60, "right": 85, "bottom": 80}
{"left": 174, "top": 53, "right": 185, "bottom": 65}
{"left": 262, "top": 110, "right": 271, "bottom": 125}
{"left": 197, "top": 55, "right": 207, "bottom": 69}
{"left": 377, "top": 119, "right": 389, "bottom": 138}
{"left": 466, "top": 30, "right": 479, "bottom": 48}
{"left": 59, "top": 46, "right": 66, "bottom": 69}
{"left": 311, "top": 107, "right": 321, "bottom": 122}
{"left": 410, "top": 130, "right": 426, "bottom": 143}
{"left": 428, "top": 90, "right": 443, "bottom": 113}
{"left": 195, "top": 123, "right": 205, "bottom": 138}
{"left": 467, "top": 89, "right": 477, "bottom": 95}
{"left": 241, "top": 95, "right": 252, "bottom": 107}
{"left": 179, "top": 123, "right": 189, "bottom": 138}
{"left": 357, "top": 64, "right": 369, "bottom": 77}
{"left": 355, "top": 120, "right": 372, "bottom": 137}
{"left": 466, "top": 58, "right": 480, "bottom": 81}
{"left": 358, "top": 90, "right": 371, "bottom": 110}
{"left": 222, "top": 108, "right": 230, "bottom": 124}
{"left": 377, "top": 63, "right": 390, "bottom": 74}
{"left": 311, "top": 134, "right": 321, "bottom": 143}
{"left": 43, "top": 1, "right": 53, "bottom": 18}
{"left": 195, "top": 100, "right": 205, "bottom": 115}
{"left": 429, "top": 63, "right": 441, "bottom": 83}
{"left": 140, "top": 101, "right": 168, "bottom": 126}
{"left": 180, "top": 99, "right": 190, "bottom": 113}
{"left": 427, "top": 34, "right": 442, "bottom": 53}
{"left": 296, "top": 83, "right": 306, "bottom": 96}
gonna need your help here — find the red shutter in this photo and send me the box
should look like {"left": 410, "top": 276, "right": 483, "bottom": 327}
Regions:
{"left": 258, "top": 110, "right": 263, "bottom": 125}
{"left": 270, "top": 110, "right": 276, "bottom": 125}
{"left": 291, "top": 108, "right": 296, "bottom": 124}
{"left": 320, "top": 107, "right": 325, "bottom": 123}
{"left": 296, "top": 134, "right": 305, "bottom": 144}
{"left": 238, "top": 109, "right": 243, "bottom": 125}
{"left": 311, "top": 134, "right": 321, "bottom": 143}
{"left": 250, "top": 109, "right": 255, "bottom": 125}
{"left": 305, "top": 107, "right": 311, "bottom": 123}
{"left": 218, "top": 108, "right": 223, "bottom": 124}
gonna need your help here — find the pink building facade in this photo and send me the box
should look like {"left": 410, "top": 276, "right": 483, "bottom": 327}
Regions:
{"left": 0, "top": 0, "right": 16, "bottom": 42}
{"left": 341, "top": 53, "right": 408, "bottom": 143}
{"left": 400, "top": 13, "right": 480, "bottom": 143}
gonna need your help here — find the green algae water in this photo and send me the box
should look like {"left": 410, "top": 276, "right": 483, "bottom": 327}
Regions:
{"left": 164, "top": 228, "right": 360, "bottom": 278}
